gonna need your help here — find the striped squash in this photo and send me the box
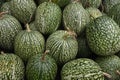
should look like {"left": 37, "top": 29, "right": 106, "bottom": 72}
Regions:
{"left": 26, "top": 51, "right": 57, "bottom": 80}
{"left": 95, "top": 55, "right": 120, "bottom": 80}
{"left": 35, "top": 2, "right": 62, "bottom": 35}
{"left": 61, "top": 58, "right": 104, "bottom": 80}
{"left": 46, "top": 30, "right": 78, "bottom": 65}
{"left": 36, "top": 0, "right": 70, "bottom": 7}
{"left": 63, "top": 1, "right": 90, "bottom": 35}
{"left": 0, "top": 52, "right": 25, "bottom": 80}
{"left": 0, "top": 14, "right": 22, "bottom": 52}
{"left": 14, "top": 24, "right": 45, "bottom": 63}
{"left": 9, "top": 0, "right": 37, "bottom": 23}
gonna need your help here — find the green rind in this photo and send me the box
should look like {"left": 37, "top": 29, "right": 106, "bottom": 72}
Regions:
{"left": 35, "top": 2, "right": 62, "bottom": 35}
{"left": 36, "top": 0, "right": 70, "bottom": 7}
{"left": 63, "top": 2, "right": 90, "bottom": 35}
{"left": 0, "top": 14, "right": 22, "bottom": 52}
{"left": 108, "top": 3, "right": 120, "bottom": 26}
{"left": 103, "top": 0, "right": 120, "bottom": 13}
{"left": 0, "top": 53, "right": 25, "bottom": 80}
{"left": 9, "top": 0, "right": 37, "bottom": 23}
{"left": 81, "top": 0, "right": 102, "bottom": 8}
{"left": 26, "top": 53, "right": 57, "bottom": 80}
{"left": 86, "top": 16, "right": 120, "bottom": 56}
{"left": 46, "top": 30, "right": 78, "bottom": 65}
{"left": 95, "top": 55, "right": 120, "bottom": 80}
{"left": 61, "top": 58, "right": 104, "bottom": 80}
{"left": 86, "top": 7, "right": 102, "bottom": 20}
{"left": 0, "top": 2, "right": 11, "bottom": 15}
{"left": 14, "top": 30, "right": 45, "bottom": 62}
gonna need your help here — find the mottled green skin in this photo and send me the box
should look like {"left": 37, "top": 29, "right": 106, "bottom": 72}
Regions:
{"left": 81, "top": 0, "right": 102, "bottom": 8}
{"left": 63, "top": 2, "right": 90, "bottom": 35}
{"left": 103, "top": 0, "right": 120, "bottom": 13}
{"left": 86, "top": 7, "right": 102, "bottom": 20}
{"left": 46, "top": 30, "right": 78, "bottom": 65}
{"left": 95, "top": 55, "right": 120, "bottom": 80}
{"left": 77, "top": 36, "right": 93, "bottom": 58}
{"left": 9, "top": 0, "right": 36, "bottom": 23}
{"left": 86, "top": 16, "right": 120, "bottom": 56}
{"left": 14, "top": 30, "right": 45, "bottom": 62}
{"left": 35, "top": 2, "right": 62, "bottom": 35}
{"left": 26, "top": 53, "right": 57, "bottom": 80}
{"left": 37, "top": 0, "right": 70, "bottom": 7}
{"left": 0, "top": 53, "right": 25, "bottom": 80}
{"left": 108, "top": 3, "right": 120, "bottom": 26}
{"left": 0, "top": 15, "right": 22, "bottom": 52}
{"left": 0, "top": 2, "right": 11, "bottom": 15}
{"left": 61, "top": 58, "right": 104, "bottom": 80}
{"left": 29, "top": 21, "right": 37, "bottom": 31}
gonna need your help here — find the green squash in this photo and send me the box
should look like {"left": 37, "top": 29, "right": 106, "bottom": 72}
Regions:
{"left": 86, "top": 7, "right": 102, "bottom": 20}
{"left": 86, "top": 16, "right": 120, "bottom": 56}
{"left": 80, "top": 0, "right": 102, "bottom": 8}
{"left": 108, "top": 3, "right": 120, "bottom": 26}
{"left": 95, "top": 55, "right": 120, "bottom": 80}
{"left": 0, "top": 52, "right": 25, "bottom": 80}
{"left": 35, "top": 2, "right": 62, "bottom": 35}
{"left": 36, "top": 0, "right": 70, "bottom": 7}
{"left": 9, "top": 0, "right": 37, "bottom": 23}
{"left": 46, "top": 30, "right": 78, "bottom": 65}
{"left": 61, "top": 58, "right": 104, "bottom": 80}
{"left": 14, "top": 24, "right": 45, "bottom": 63}
{"left": 26, "top": 50, "right": 57, "bottom": 80}
{"left": 63, "top": 1, "right": 90, "bottom": 35}
{"left": 0, "top": 14, "right": 22, "bottom": 52}
{"left": 103, "top": 0, "right": 120, "bottom": 13}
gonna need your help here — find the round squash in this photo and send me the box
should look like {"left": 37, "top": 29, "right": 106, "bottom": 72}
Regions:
{"left": 0, "top": 52, "right": 25, "bottom": 80}
{"left": 9, "top": 0, "right": 37, "bottom": 23}
{"left": 14, "top": 24, "right": 45, "bottom": 63}
{"left": 95, "top": 55, "right": 120, "bottom": 80}
{"left": 63, "top": 1, "right": 90, "bottom": 35}
{"left": 0, "top": 13, "right": 22, "bottom": 52}
{"left": 86, "top": 16, "right": 120, "bottom": 56}
{"left": 46, "top": 30, "right": 78, "bottom": 65}
{"left": 35, "top": 2, "right": 62, "bottom": 35}
{"left": 26, "top": 50, "right": 57, "bottom": 80}
{"left": 61, "top": 58, "right": 104, "bottom": 80}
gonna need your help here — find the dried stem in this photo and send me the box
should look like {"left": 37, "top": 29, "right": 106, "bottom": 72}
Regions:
{"left": 116, "top": 70, "right": 120, "bottom": 75}
{"left": 26, "top": 23, "right": 31, "bottom": 32}
{"left": 0, "top": 11, "right": 8, "bottom": 18}
{"left": 41, "top": 50, "right": 50, "bottom": 61}
{"left": 1, "top": 51, "right": 4, "bottom": 54}
{"left": 103, "top": 72, "right": 113, "bottom": 80}
{"left": 67, "top": 27, "right": 77, "bottom": 37}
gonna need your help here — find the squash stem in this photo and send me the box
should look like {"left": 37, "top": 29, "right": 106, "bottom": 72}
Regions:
{"left": 1, "top": 51, "right": 4, "bottom": 54}
{"left": 26, "top": 23, "right": 31, "bottom": 32}
{"left": 116, "top": 70, "right": 120, "bottom": 75}
{"left": 64, "top": 27, "right": 77, "bottom": 39}
{"left": 0, "top": 11, "right": 8, "bottom": 18}
{"left": 103, "top": 72, "right": 113, "bottom": 80}
{"left": 41, "top": 50, "right": 50, "bottom": 61}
